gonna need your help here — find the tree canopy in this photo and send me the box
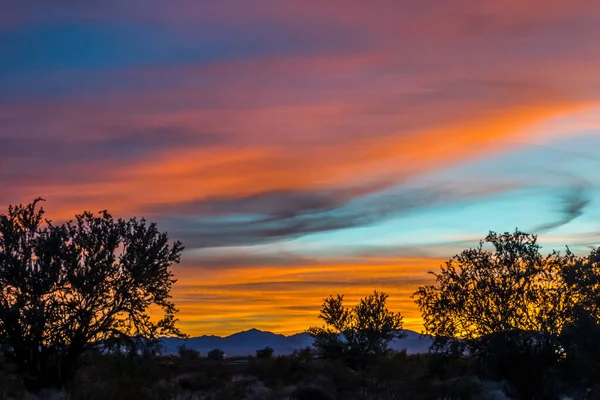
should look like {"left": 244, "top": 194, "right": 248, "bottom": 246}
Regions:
{"left": 0, "top": 199, "right": 184, "bottom": 390}
{"left": 414, "top": 229, "right": 600, "bottom": 398}
{"left": 308, "top": 291, "right": 405, "bottom": 368}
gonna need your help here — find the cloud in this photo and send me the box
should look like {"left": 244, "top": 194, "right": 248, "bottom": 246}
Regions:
{"left": 175, "top": 277, "right": 429, "bottom": 293}
{"left": 153, "top": 190, "right": 411, "bottom": 248}
{"left": 148, "top": 189, "right": 357, "bottom": 218}
{"left": 0, "top": 127, "right": 221, "bottom": 206}
{"left": 534, "top": 184, "right": 592, "bottom": 232}
{"left": 2, "top": 0, "right": 598, "bottom": 220}
{"left": 150, "top": 182, "right": 518, "bottom": 248}
{"left": 0, "top": 127, "right": 219, "bottom": 161}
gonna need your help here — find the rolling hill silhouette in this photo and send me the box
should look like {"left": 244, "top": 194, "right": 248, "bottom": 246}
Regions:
{"left": 161, "top": 328, "right": 432, "bottom": 357}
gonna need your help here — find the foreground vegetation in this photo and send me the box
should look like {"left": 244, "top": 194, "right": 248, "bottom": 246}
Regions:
{"left": 0, "top": 346, "right": 546, "bottom": 400}
{"left": 2, "top": 342, "right": 599, "bottom": 400}
{"left": 2, "top": 200, "right": 600, "bottom": 399}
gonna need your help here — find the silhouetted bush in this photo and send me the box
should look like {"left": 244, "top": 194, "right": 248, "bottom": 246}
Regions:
{"left": 309, "top": 291, "right": 405, "bottom": 369}
{"left": 249, "top": 350, "right": 316, "bottom": 387}
{"left": 177, "top": 344, "right": 201, "bottom": 361}
{"left": 256, "top": 346, "right": 275, "bottom": 359}
{"left": 207, "top": 348, "right": 226, "bottom": 361}
{"left": 68, "top": 350, "right": 175, "bottom": 400}
{"left": 177, "top": 363, "right": 233, "bottom": 392}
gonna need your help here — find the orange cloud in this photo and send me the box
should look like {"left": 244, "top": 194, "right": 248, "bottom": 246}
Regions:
{"left": 170, "top": 258, "right": 441, "bottom": 336}
{"left": 26, "top": 99, "right": 587, "bottom": 221}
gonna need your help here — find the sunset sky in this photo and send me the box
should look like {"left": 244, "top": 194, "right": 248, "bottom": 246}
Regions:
{"left": 2, "top": 0, "right": 600, "bottom": 336}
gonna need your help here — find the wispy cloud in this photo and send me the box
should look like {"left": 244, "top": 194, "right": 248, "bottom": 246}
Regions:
{"left": 534, "top": 184, "right": 592, "bottom": 232}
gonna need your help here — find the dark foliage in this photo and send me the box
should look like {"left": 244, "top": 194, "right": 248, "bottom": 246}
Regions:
{"left": 207, "top": 348, "right": 226, "bottom": 361}
{"left": 177, "top": 361, "right": 234, "bottom": 393}
{"left": 415, "top": 231, "right": 569, "bottom": 345}
{"left": 249, "top": 347, "right": 316, "bottom": 386}
{"left": 559, "top": 307, "right": 600, "bottom": 388}
{"left": 555, "top": 246, "right": 600, "bottom": 394}
{"left": 414, "top": 229, "right": 600, "bottom": 399}
{"left": 177, "top": 344, "right": 201, "bottom": 361}
{"left": 69, "top": 348, "right": 175, "bottom": 400}
{"left": 0, "top": 199, "right": 184, "bottom": 391}
{"left": 308, "top": 291, "right": 405, "bottom": 369}
{"left": 256, "top": 346, "right": 275, "bottom": 359}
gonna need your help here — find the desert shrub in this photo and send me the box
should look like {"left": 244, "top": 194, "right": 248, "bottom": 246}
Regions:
{"left": 207, "top": 349, "right": 226, "bottom": 361}
{"left": 318, "top": 358, "right": 362, "bottom": 396}
{"left": 365, "top": 351, "right": 426, "bottom": 383}
{"left": 309, "top": 291, "right": 405, "bottom": 369}
{"left": 176, "top": 362, "right": 234, "bottom": 392}
{"left": 249, "top": 349, "right": 316, "bottom": 387}
{"left": 178, "top": 345, "right": 201, "bottom": 362}
{"left": 68, "top": 351, "right": 175, "bottom": 400}
{"left": 256, "top": 347, "right": 275, "bottom": 359}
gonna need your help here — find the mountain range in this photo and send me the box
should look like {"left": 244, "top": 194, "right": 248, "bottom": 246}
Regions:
{"left": 161, "top": 329, "right": 432, "bottom": 357}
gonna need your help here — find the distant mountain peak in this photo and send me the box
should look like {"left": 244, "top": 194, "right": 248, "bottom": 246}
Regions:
{"left": 227, "top": 328, "right": 280, "bottom": 338}
{"left": 160, "top": 328, "right": 432, "bottom": 357}
{"left": 237, "top": 328, "right": 269, "bottom": 334}
{"left": 241, "top": 328, "right": 262, "bottom": 332}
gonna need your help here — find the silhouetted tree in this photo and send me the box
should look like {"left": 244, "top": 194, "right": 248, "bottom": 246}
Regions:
{"left": 561, "top": 247, "right": 600, "bottom": 319}
{"left": 414, "top": 230, "right": 576, "bottom": 399}
{"left": 558, "top": 248, "right": 600, "bottom": 391}
{"left": 178, "top": 344, "right": 201, "bottom": 361}
{"left": 0, "top": 199, "right": 184, "bottom": 390}
{"left": 256, "top": 346, "right": 274, "bottom": 359}
{"left": 308, "top": 290, "right": 405, "bottom": 368}
{"left": 559, "top": 308, "right": 600, "bottom": 390}
{"left": 207, "top": 348, "right": 225, "bottom": 361}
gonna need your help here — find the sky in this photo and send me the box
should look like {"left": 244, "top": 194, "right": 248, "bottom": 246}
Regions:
{"left": 2, "top": 0, "right": 600, "bottom": 336}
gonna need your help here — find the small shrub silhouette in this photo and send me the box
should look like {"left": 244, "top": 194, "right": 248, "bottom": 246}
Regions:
{"left": 309, "top": 291, "right": 405, "bottom": 369}
{"left": 177, "top": 345, "right": 201, "bottom": 362}
{"left": 256, "top": 346, "right": 275, "bottom": 359}
{"left": 207, "top": 348, "right": 226, "bottom": 361}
